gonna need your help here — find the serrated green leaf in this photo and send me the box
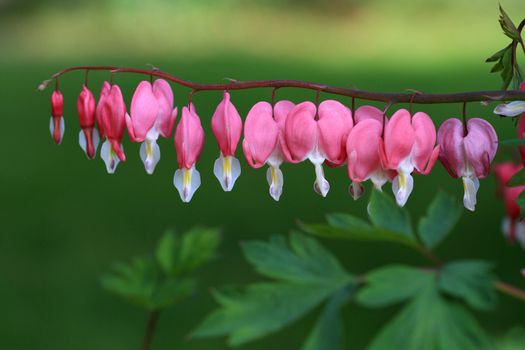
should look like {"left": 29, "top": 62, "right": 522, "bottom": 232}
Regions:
{"left": 367, "top": 190, "right": 414, "bottom": 238}
{"left": 368, "top": 282, "right": 489, "bottom": 350}
{"left": 242, "top": 233, "right": 350, "bottom": 284}
{"left": 193, "top": 281, "right": 353, "bottom": 347}
{"left": 438, "top": 260, "right": 497, "bottom": 311}
{"left": 151, "top": 278, "right": 196, "bottom": 309}
{"left": 175, "top": 227, "right": 221, "bottom": 275}
{"left": 301, "top": 223, "right": 419, "bottom": 248}
{"left": 302, "top": 285, "right": 354, "bottom": 350}
{"left": 486, "top": 46, "right": 509, "bottom": 62}
{"left": 326, "top": 213, "right": 372, "bottom": 230}
{"left": 156, "top": 230, "right": 179, "bottom": 275}
{"left": 418, "top": 191, "right": 462, "bottom": 249}
{"left": 501, "top": 47, "right": 514, "bottom": 90}
{"left": 499, "top": 5, "right": 520, "bottom": 40}
{"left": 356, "top": 265, "right": 434, "bottom": 308}
{"left": 490, "top": 60, "right": 504, "bottom": 73}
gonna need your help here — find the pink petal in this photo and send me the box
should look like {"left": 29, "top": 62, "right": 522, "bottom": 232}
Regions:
{"left": 77, "top": 85, "right": 96, "bottom": 128}
{"left": 129, "top": 81, "right": 159, "bottom": 142}
{"left": 354, "top": 105, "right": 385, "bottom": 124}
{"left": 153, "top": 79, "right": 176, "bottom": 138}
{"left": 284, "top": 101, "right": 317, "bottom": 162}
{"left": 174, "top": 104, "right": 205, "bottom": 169}
{"left": 96, "top": 81, "right": 111, "bottom": 139}
{"left": 102, "top": 85, "right": 127, "bottom": 143}
{"left": 347, "top": 119, "right": 383, "bottom": 182}
{"left": 412, "top": 112, "right": 437, "bottom": 173}
{"left": 437, "top": 118, "right": 464, "bottom": 178}
{"left": 242, "top": 102, "right": 279, "bottom": 168}
{"left": 273, "top": 100, "right": 295, "bottom": 163}
{"left": 317, "top": 100, "right": 353, "bottom": 165}
{"left": 383, "top": 109, "right": 415, "bottom": 169}
{"left": 464, "top": 118, "right": 498, "bottom": 178}
{"left": 211, "top": 91, "right": 243, "bottom": 156}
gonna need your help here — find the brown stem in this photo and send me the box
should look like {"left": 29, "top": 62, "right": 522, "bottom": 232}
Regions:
{"left": 141, "top": 310, "right": 160, "bottom": 350}
{"left": 45, "top": 66, "right": 525, "bottom": 104}
{"left": 495, "top": 280, "right": 525, "bottom": 302}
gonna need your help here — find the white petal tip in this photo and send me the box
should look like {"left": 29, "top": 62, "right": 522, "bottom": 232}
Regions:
{"left": 348, "top": 182, "right": 364, "bottom": 200}
{"left": 213, "top": 155, "right": 241, "bottom": 192}
{"left": 140, "top": 140, "right": 161, "bottom": 175}
{"left": 266, "top": 166, "right": 284, "bottom": 201}
{"left": 101, "top": 140, "right": 121, "bottom": 174}
{"left": 174, "top": 166, "right": 201, "bottom": 203}
{"left": 493, "top": 101, "right": 525, "bottom": 117}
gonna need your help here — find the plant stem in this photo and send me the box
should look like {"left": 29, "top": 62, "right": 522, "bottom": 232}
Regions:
{"left": 44, "top": 65, "right": 525, "bottom": 104}
{"left": 495, "top": 280, "right": 525, "bottom": 302}
{"left": 141, "top": 310, "right": 160, "bottom": 350}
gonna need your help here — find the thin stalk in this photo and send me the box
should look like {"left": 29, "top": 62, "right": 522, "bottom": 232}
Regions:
{"left": 141, "top": 310, "right": 160, "bottom": 350}
{"left": 494, "top": 280, "right": 525, "bottom": 302}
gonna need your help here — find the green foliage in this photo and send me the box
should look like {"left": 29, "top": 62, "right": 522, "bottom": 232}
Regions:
{"left": 356, "top": 265, "right": 434, "bottom": 308}
{"left": 498, "top": 5, "right": 520, "bottom": 41}
{"left": 438, "top": 260, "right": 497, "bottom": 311}
{"left": 368, "top": 282, "right": 489, "bottom": 350}
{"left": 367, "top": 190, "right": 413, "bottom": 238}
{"left": 418, "top": 191, "right": 462, "bottom": 249}
{"left": 193, "top": 233, "right": 355, "bottom": 347}
{"left": 101, "top": 228, "right": 220, "bottom": 311}
{"left": 491, "top": 328, "right": 525, "bottom": 350}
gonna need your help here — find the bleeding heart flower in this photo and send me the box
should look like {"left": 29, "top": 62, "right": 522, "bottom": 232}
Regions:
{"left": 242, "top": 100, "right": 295, "bottom": 201}
{"left": 99, "top": 84, "right": 127, "bottom": 174}
{"left": 125, "top": 80, "right": 177, "bottom": 174}
{"left": 50, "top": 89, "right": 65, "bottom": 145}
{"left": 211, "top": 91, "right": 243, "bottom": 191}
{"left": 346, "top": 106, "right": 393, "bottom": 200}
{"left": 284, "top": 100, "right": 353, "bottom": 197}
{"left": 96, "top": 81, "right": 111, "bottom": 139}
{"left": 77, "top": 85, "right": 99, "bottom": 159}
{"left": 380, "top": 109, "right": 439, "bottom": 206}
{"left": 437, "top": 118, "right": 498, "bottom": 211}
{"left": 494, "top": 162, "right": 525, "bottom": 247}
{"left": 174, "top": 103, "right": 205, "bottom": 203}
{"left": 515, "top": 82, "right": 525, "bottom": 166}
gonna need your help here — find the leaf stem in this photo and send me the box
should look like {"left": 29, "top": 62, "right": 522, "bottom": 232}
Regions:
{"left": 494, "top": 280, "right": 525, "bottom": 302}
{"left": 141, "top": 310, "right": 160, "bottom": 350}
{"left": 42, "top": 65, "right": 525, "bottom": 104}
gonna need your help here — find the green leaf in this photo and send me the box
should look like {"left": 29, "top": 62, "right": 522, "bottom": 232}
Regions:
{"left": 176, "top": 226, "right": 221, "bottom": 273}
{"left": 486, "top": 45, "right": 511, "bottom": 62}
{"left": 301, "top": 223, "right": 418, "bottom": 248}
{"left": 156, "top": 230, "right": 179, "bottom": 275}
{"left": 368, "top": 282, "right": 489, "bottom": 350}
{"left": 367, "top": 190, "right": 413, "bottom": 238}
{"left": 508, "top": 168, "right": 525, "bottom": 186}
{"left": 418, "top": 191, "right": 462, "bottom": 249}
{"left": 486, "top": 44, "right": 515, "bottom": 90}
{"left": 326, "top": 212, "right": 372, "bottom": 230}
{"left": 438, "top": 260, "right": 497, "bottom": 311}
{"left": 499, "top": 5, "right": 520, "bottom": 40}
{"left": 302, "top": 284, "right": 354, "bottom": 350}
{"left": 242, "top": 233, "right": 351, "bottom": 284}
{"left": 356, "top": 265, "right": 434, "bottom": 308}
{"left": 193, "top": 281, "right": 353, "bottom": 346}
{"left": 491, "top": 327, "right": 525, "bottom": 350}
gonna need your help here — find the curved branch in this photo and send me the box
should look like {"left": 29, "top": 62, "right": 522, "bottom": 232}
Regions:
{"left": 45, "top": 65, "right": 525, "bottom": 104}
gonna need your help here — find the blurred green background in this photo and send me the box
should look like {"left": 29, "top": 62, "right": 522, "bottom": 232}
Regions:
{"left": 2, "top": 0, "right": 525, "bottom": 349}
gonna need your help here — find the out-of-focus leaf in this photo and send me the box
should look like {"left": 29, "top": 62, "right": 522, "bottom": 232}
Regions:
{"left": 367, "top": 190, "right": 414, "bottom": 238}
{"left": 156, "top": 230, "right": 179, "bottom": 275}
{"left": 326, "top": 212, "right": 372, "bottom": 230}
{"left": 242, "top": 232, "right": 351, "bottom": 284}
{"left": 192, "top": 281, "right": 353, "bottom": 347}
{"left": 301, "top": 223, "right": 418, "bottom": 248}
{"left": 356, "top": 265, "right": 434, "bottom": 308}
{"left": 490, "top": 327, "right": 525, "bottom": 350}
{"left": 508, "top": 167, "right": 525, "bottom": 186}
{"left": 418, "top": 191, "right": 462, "bottom": 249}
{"left": 368, "top": 282, "right": 489, "bottom": 350}
{"left": 438, "top": 260, "right": 497, "bottom": 311}
{"left": 498, "top": 5, "right": 519, "bottom": 40}
{"left": 302, "top": 284, "right": 354, "bottom": 350}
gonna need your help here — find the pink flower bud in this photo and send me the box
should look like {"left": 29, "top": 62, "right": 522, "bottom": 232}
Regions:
{"left": 211, "top": 91, "right": 243, "bottom": 191}
{"left": 99, "top": 85, "right": 127, "bottom": 174}
{"left": 96, "top": 81, "right": 111, "bottom": 139}
{"left": 49, "top": 90, "right": 65, "bottom": 145}
{"left": 173, "top": 103, "right": 205, "bottom": 203}
{"left": 77, "top": 85, "right": 99, "bottom": 159}
{"left": 242, "top": 100, "right": 294, "bottom": 201}
{"left": 284, "top": 100, "right": 353, "bottom": 197}
{"left": 437, "top": 118, "right": 498, "bottom": 211}
{"left": 380, "top": 109, "right": 439, "bottom": 206}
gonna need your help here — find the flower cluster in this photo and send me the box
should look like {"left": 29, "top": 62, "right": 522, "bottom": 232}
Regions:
{"left": 49, "top": 80, "right": 498, "bottom": 207}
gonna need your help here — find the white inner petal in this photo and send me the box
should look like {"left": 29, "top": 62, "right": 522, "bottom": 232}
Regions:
{"left": 392, "top": 170, "right": 413, "bottom": 207}
{"left": 493, "top": 101, "right": 525, "bottom": 117}
{"left": 462, "top": 175, "right": 480, "bottom": 211}
{"left": 349, "top": 181, "right": 364, "bottom": 200}
{"left": 100, "top": 139, "right": 120, "bottom": 174}
{"left": 174, "top": 165, "right": 201, "bottom": 203}
{"left": 140, "top": 139, "right": 161, "bottom": 175}
{"left": 79, "top": 130, "right": 87, "bottom": 154}
{"left": 370, "top": 170, "right": 389, "bottom": 191}
{"left": 313, "top": 162, "right": 330, "bottom": 197}
{"left": 266, "top": 165, "right": 284, "bottom": 201}
{"left": 213, "top": 153, "right": 241, "bottom": 192}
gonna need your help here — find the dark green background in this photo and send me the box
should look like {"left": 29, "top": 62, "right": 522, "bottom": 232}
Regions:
{"left": 2, "top": 1, "right": 525, "bottom": 349}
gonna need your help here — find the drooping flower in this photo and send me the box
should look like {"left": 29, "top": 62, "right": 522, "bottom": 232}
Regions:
{"left": 242, "top": 100, "right": 295, "bottom": 201}
{"left": 346, "top": 105, "right": 393, "bottom": 199}
{"left": 515, "top": 82, "right": 525, "bottom": 166}
{"left": 126, "top": 80, "right": 178, "bottom": 174}
{"left": 379, "top": 109, "right": 439, "bottom": 206}
{"left": 96, "top": 81, "right": 111, "bottom": 139}
{"left": 494, "top": 162, "right": 525, "bottom": 247}
{"left": 173, "top": 103, "right": 205, "bottom": 203}
{"left": 211, "top": 91, "right": 243, "bottom": 191}
{"left": 99, "top": 84, "right": 127, "bottom": 174}
{"left": 49, "top": 89, "right": 65, "bottom": 145}
{"left": 284, "top": 100, "right": 353, "bottom": 197}
{"left": 437, "top": 118, "right": 498, "bottom": 211}
{"left": 77, "top": 85, "right": 99, "bottom": 159}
